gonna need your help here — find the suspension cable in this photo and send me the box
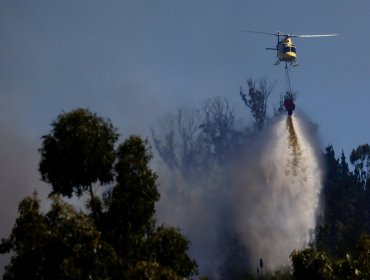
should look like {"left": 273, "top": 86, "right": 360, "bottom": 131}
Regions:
{"left": 285, "top": 63, "right": 293, "bottom": 94}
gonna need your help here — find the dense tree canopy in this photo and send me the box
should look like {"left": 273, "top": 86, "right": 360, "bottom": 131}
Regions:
{"left": 1, "top": 108, "right": 198, "bottom": 280}
{"left": 290, "top": 145, "right": 370, "bottom": 279}
{"left": 0, "top": 194, "right": 117, "bottom": 280}
{"left": 103, "top": 136, "right": 160, "bottom": 260}
{"left": 350, "top": 144, "right": 370, "bottom": 187}
{"left": 39, "top": 108, "right": 119, "bottom": 197}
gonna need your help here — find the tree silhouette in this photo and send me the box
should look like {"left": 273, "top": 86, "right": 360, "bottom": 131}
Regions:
{"left": 104, "top": 136, "right": 160, "bottom": 258}
{"left": 39, "top": 108, "right": 118, "bottom": 198}
{"left": 1, "top": 109, "right": 198, "bottom": 280}
{"left": 152, "top": 97, "right": 244, "bottom": 183}
{"left": 0, "top": 193, "right": 117, "bottom": 280}
{"left": 240, "top": 79, "right": 273, "bottom": 130}
{"left": 350, "top": 144, "right": 370, "bottom": 188}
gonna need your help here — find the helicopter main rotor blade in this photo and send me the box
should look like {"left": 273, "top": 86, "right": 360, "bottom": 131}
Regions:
{"left": 289, "top": 34, "right": 339, "bottom": 38}
{"left": 239, "top": 30, "right": 279, "bottom": 36}
{"left": 239, "top": 30, "right": 339, "bottom": 38}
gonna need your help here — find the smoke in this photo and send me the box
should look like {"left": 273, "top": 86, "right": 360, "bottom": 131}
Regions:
{"left": 0, "top": 119, "right": 47, "bottom": 275}
{"left": 155, "top": 113, "right": 323, "bottom": 278}
{"left": 155, "top": 168, "right": 233, "bottom": 277}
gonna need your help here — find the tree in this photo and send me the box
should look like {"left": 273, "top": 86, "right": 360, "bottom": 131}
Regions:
{"left": 151, "top": 108, "right": 203, "bottom": 176}
{"left": 0, "top": 193, "right": 118, "bottom": 280}
{"left": 102, "top": 135, "right": 198, "bottom": 278}
{"left": 0, "top": 193, "right": 46, "bottom": 280}
{"left": 128, "top": 261, "right": 185, "bottom": 280}
{"left": 291, "top": 238, "right": 370, "bottom": 280}
{"left": 152, "top": 97, "right": 245, "bottom": 182}
{"left": 145, "top": 226, "right": 198, "bottom": 278}
{"left": 316, "top": 146, "right": 363, "bottom": 256}
{"left": 290, "top": 248, "right": 334, "bottom": 280}
{"left": 103, "top": 136, "right": 160, "bottom": 259}
{"left": 350, "top": 144, "right": 370, "bottom": 187}
{"left": 240, "top": 79, "right": 273, "bottom": 130}
{"left": 2, "top": 109, "right": 199, "bottom": 279}
{"left": 199, "top": 97, "right": 240, "bottom": 164}
{"left": 39, "top": 108, "right": 119, "bottom": 198}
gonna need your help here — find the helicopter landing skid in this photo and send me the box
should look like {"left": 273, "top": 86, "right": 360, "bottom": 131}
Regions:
{"left": 291, "top": 61, "right": 299, "bottom": 67}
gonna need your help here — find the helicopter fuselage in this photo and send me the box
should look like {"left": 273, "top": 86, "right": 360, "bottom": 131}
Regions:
{"left": 277, "top": 37, "right": 297, "bottom": 62}
{"left": 242, "top": 29, "right": 338, "bottom": 66}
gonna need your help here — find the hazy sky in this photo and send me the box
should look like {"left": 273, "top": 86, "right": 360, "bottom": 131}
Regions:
{"left": 1, "top": 1, "right": 369, "bottom": 154}
{"left": 0, "top": 0, "right": 369, "bottom": 272}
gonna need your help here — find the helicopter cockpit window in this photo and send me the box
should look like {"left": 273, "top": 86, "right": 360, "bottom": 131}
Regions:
{"left": 284, "top": 46, "right": 296, "bottom": 53}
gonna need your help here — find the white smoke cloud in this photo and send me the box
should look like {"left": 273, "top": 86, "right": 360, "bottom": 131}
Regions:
{"left": 155, "top": 113, "right": 324, "bottom": 278}
{"left": 155, "top": 167, "right": 233, "bottom": 278}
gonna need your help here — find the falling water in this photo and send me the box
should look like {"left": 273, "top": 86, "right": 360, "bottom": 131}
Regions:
{"left": 156, "top": 113, "right": 323, "bottom": 277}
{"left": 235, "top": 114, "right": 323, "bottom": 271}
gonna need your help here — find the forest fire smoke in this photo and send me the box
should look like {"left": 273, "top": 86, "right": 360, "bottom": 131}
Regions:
{"left": 234, "top": 115, "right": 323, "bottom": 271}
{"left": 155, "top": 113, "right": 323, "bottom": 278}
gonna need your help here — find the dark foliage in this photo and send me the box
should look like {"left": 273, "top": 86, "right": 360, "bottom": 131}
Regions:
{"left": 291, "top": 144, "right": 370, "bottom": 279}
{"left": 39, "top": 108, "right": 119, "bottom": 197}
{"left": 1, "top": 109, "right": 198, "bottom": 280}
{"left": 316, "top": 146, "right": 370, "bottom": 256}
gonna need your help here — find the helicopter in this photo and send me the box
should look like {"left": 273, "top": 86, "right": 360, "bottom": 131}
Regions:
{"left": 240, "top": 30, "right": 338, "bottom": 66}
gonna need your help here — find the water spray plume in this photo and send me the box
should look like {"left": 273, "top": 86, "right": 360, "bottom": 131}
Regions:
{"left": 234, "top": 114, "right": 323, "bottom": 271}
{"left": 156, "top": 114, "right": 323, "bottom": 278}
